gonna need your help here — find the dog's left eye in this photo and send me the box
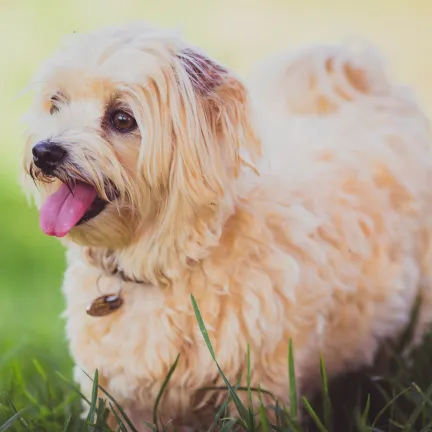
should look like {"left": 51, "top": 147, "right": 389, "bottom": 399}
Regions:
{"left": 111, "top": 110, "right": 137, "bottom": 132}
{"left": 50, "top": 104, "right": 59, "bottom": 115}
{"left": 50, "top": 96, "right": 61, "bottom": 115}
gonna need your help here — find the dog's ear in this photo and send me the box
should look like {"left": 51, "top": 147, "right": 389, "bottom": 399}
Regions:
{"left": 176, "top": 49, "right": 226, "bottom": 96}
{"left": 165, "top": 48, "right": 261, "bottom": 214}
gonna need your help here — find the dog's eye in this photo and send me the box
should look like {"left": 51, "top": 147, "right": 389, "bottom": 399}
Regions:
{"left": 50, "top": 104, "right": 59, "bottom": 115}
{"left": 111, "top": 110, "right": 136, "bottom": 132}
{"left": 50, "top": 95, "right": 61, "bottom": 115}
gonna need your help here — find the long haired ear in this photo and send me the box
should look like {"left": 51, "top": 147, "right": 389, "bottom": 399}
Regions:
{"left": 166, "top": 49, "right": 261, "bottom": 214}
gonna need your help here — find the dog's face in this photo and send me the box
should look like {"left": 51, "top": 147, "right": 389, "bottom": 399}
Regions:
{"left": 22, "top": 23, "right": 260, "bottom": 249}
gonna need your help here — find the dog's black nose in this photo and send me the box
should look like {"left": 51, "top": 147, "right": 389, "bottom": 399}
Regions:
{"left": 32, "top": 141, "right": 66, "bottom": 172}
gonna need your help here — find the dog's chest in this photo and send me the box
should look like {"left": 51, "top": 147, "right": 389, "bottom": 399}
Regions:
{"left": 62, "top": 259, "right": 223, "bottom": 395}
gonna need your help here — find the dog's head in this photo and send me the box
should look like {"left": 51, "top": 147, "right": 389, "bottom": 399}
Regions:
{"left": 22, "top": 23, "right": 260, "bottom": 248}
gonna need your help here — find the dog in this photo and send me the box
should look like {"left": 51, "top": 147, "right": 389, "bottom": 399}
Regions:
{"left": 21, "top": 22, "right": 432, "bottom": 429}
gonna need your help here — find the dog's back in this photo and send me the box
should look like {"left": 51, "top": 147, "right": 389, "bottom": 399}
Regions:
{"left": 248, "top": 43, "right": 396, "bottom": 115}
{"left": 248, "top": 44, "right": 431, "bottom": 176}
{"left": 246, "top": 43, "right": 432, "bottom": 357}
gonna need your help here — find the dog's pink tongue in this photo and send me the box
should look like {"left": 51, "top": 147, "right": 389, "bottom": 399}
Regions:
{"left": 40, "top": 182, "right": 98, "bottom": 238}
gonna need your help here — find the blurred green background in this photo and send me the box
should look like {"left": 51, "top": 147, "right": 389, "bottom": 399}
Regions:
{"left": 1, "top": 0, "right": 432, "bottom": 373}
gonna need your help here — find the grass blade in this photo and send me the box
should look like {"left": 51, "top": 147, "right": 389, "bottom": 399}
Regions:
{"left": 371, "top": 387, "right": 410, "bottom": 428}
{"left": 273, "top": 407, "right": 302, "bottom": 432}
{"left": 152, "top": 353, "right": 180, "bottom": 429}
{"left": 143, "top": 421, "right": 157, "bottom": 431}
{"left": 0, "top": 409, "right": 27, "bottom": 432}
{"left": 81, "top": 369, "right": 138, "bottom": 432}
{"left": 191, "top": 294, "right": 249, "bottom": 422}
{"left": 405, "top": 383, "right": 432, "bottom": 427}
{"left": 246, "top": 343, "right": 256, "bottom": 430}
{"left": 86, "top": 369, "right": 99, "bottom": 430}
{"left": 319, "top": 354, "right": 332, "bottom": 429}
{"left": 288, "top": 339, "right": 298, "bottom": 422}
{"left": 32, "top": 359, "right": 48, "bottom": 382}
{"left": 247, "top": 344, "right": 253, "bottom": 411}
{"left": 61, "top": 413, "right": 72, "bottom": 432}
{"left": 361, "top": 394, "right": 371, "bottom": 425}
{"left": 198, "top": 386, "right": 275, "bottom": 400}
{"left": 4, "top": 393, "right": 29, "bottom": 431}
{"left": 259, "top": 403, "right": 270, "bottom": 432}
{"left": 109, "top": 403, "right": 127, "bottom": 432}
{"left": 161, "top": 419, "right": 174, "bottom": 431}
{"left": 220, "top": 418, "right": 238, "bottom": 432}
{"left": 23, "top": 390, "right": 37, "bottom": 406}
{"left": 190, "top": 295, "right": 216, "bottom": 361}
{"left": 208, "top": 395, "right": 232, "bottom": 432}
{"left": 55, "top": 371, "right": 91, "bottom": 405}
{"left": 96, "top": 397, "right": 109, "bottom": 429}
{"left": 302, "top": 397, "right": 328, "bottom": 432}
{"left": 52, "top": 393, "right": 80, "bottom": 416}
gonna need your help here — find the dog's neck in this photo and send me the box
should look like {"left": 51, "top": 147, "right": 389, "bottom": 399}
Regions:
{"left": 83, "top": 195, "right": 237, "bottom": 288}
{"left": 83, "top": 247, "right": 148, "bottom": 284}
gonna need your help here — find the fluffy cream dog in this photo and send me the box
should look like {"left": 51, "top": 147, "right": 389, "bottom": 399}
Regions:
{"left": 21, "top": 22, "right": 432, "bottom": 429}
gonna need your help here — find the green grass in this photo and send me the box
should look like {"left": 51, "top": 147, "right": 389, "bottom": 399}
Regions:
{"left": 1, "top": 296, "right": 432, "bottom": 432}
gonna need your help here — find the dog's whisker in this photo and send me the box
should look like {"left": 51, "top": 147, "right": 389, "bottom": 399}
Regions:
{"left": 66, "top": 182, "right": 74, "bottom": 196}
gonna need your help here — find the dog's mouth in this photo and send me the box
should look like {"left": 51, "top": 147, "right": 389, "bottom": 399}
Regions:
{"left": 39, "top": 180, "right": 107, "bottom": 238}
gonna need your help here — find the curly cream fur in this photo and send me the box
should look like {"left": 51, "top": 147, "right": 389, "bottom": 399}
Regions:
{"left": 21, "top": 22, "right": 432, "bottom": 429}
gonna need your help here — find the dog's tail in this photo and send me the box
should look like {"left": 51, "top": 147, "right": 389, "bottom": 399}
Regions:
{"left": 248, "top": 43, "right": 416, "bottom": 117}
